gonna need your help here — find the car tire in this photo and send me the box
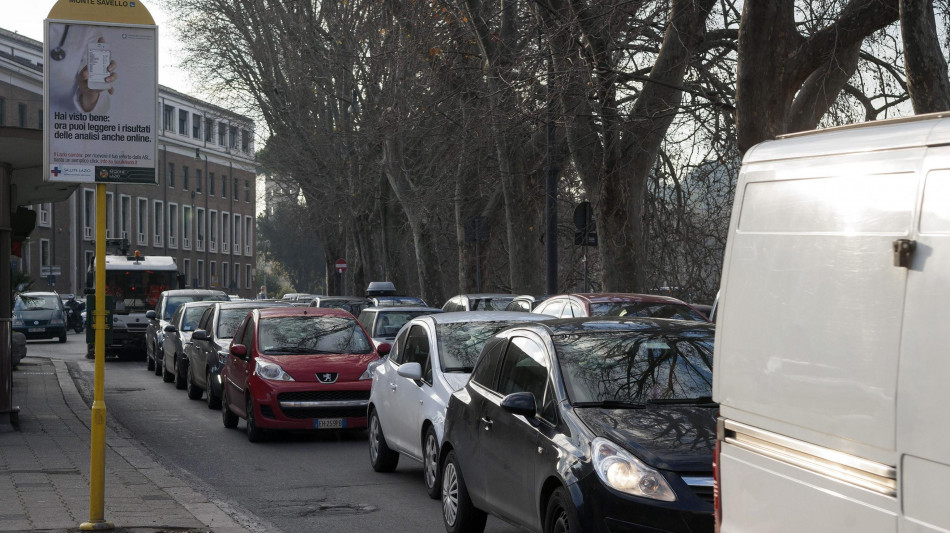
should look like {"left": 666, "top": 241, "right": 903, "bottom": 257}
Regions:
{"left": 245, "top": 396, "right": 265, "bottom": 443}
{"left": 423, "top": 426, "right": 442, "bottom": 499}
{"left": 222, "top": 389, "right": 239, "bottom": 429}
{"left": 154, "top": 348, "right": 163, "bottom": 376}
{"left": 58, "top": 334, "right": 67, "bottom": 343}
{"left": 368, "top": 409, "right": 399, "bottom": 472}
{"left": 174, "top": 357, "right": 188, "bottom": 390}
{"left": 544, "top": 487, "right": 581, "bottom": 533}
{"left": 162, "top": 358, "right": 174, "bottom": 383}
{"left": 206, "top": 368, "right": 222, "bottom": 409}
{"left": 186, "top": 365, "right": 203, "bottom": 400}
{"left": 441, "top": 449, "right": 486, "bottom": 533}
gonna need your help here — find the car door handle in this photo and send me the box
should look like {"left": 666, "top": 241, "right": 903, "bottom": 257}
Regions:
{"left": 390, "top": 383, "right": 397, "bottom": 391}
{"left": 480, "top": 417, "right": 493, "bottom": 430}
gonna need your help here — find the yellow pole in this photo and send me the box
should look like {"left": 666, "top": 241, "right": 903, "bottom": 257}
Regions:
{"left": 81, "top": 184, "right": 113, "bottom": 530}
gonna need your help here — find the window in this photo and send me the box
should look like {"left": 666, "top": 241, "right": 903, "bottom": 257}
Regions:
{"left": 536, "top": 299, "right": 566, "bottom": 318}
{"left": 204, "top": 117, "right": 213, "bottom": 142}
{"left": 209, "top": 172, "right": 215, "bottom": 196}
{"left": 210, "top": 261, "right": 217, "bottom": 287}
{"left": 218, "top": 122, "right": 226, "bottom": 146}
{"left": 197, "top": 208, "right": 205, "bottom": 250}
{"left": 245, "top": 264, "right": 252, "bottom": 289}
{"left": 497, "top": 337, "right": 548, "bottom": 403}
{"left": 222, "top": 212, "right": 230, "bottom": 250}
{"left": 83, "top": 189, "right": 95, "bottom": 240}
{"left": 229, "top": 125, "right": 238, "bottom": 149}
{"left": 163, "top": 104, "right": 174, "bottom": 130}
{"left": 209, "top": 209, "right": 218, "bottom": 248}
{"left": 18, "top": 103, "right": 26, "bottom": 127}
{"left": 120, "top": 195, "right": 131, "bottom": 241}
{"left": 38, "top": 109, "right": 43, "bottom": 129}
{"left": 40, "top": 239, "right": 50, "bottom": 268}
{"left": 178, "top": 109, "right": 187, "bottom": 135}
{"left": 0, "top": 97, "right": 5, "bottom": 125}
{"left": 245, "top": 180, "right": 250, "bottom": 202}
{"left": 167, "top": 163, "right": 175, "bottom": 188}
{"left": 197, "top": 260, "right": 205, "bottom": 288}
{"left": 245, "top": 216, "right": 253, "bottom": 255}
{"left": 182, "top": 205, "right": 193, "bottom": 249}
{"left": 222, "top": 175, "right": 227, "bottom": 198}
{"left": 183, "top": 166, "right": 189, "bottom": 190}
{"left": 136, "top": 198, "right": 148, "bottom": 245}
{"left": 241, "top": 129, "right": 251, "bottom": 152}
{"left": 192, "top": 112, "right": 201, "bottom": 138}
{"left": 222, "top": 262, "right": 229, "bottom": 289}
{"left": 37, "top": 203, "right": 51, "bottom": 228}
{"left": 402, "top": 325, "right": 433, "bottom": 383}
{"left": 168, "top": 203, "right": 178, "bottom": 248}
{"left": 471, "top": 337, "right": 507, "bottom": 390}
{"left": 105, "top": 192, "right": 115, "bottom": 238}
{"left": 234, "top": 214, "right": 241, "bottom": 249}
{"left": 233, "top": 262, "right": 240, "bottom": 290}
{"left": 196, "top": 169, "right": 202, "bottom": 193}
{"left": 233, "top": 178, "right": 238, "bottom": 200}
{"left": 153, "top": 200, "right": 164, "bottom": 246}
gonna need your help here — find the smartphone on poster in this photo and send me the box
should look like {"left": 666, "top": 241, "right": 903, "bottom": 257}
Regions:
{"left": 87, "top": 42, "right": 111, "bottom": 90}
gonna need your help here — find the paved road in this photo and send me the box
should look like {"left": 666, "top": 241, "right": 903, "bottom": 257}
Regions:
{"left": 26, "top": 332, "right": 522, "bottom": 533}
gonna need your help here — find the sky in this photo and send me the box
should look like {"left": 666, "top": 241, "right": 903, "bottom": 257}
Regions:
{"left": 2, "top": 0, "right": 197, "bottom": 96}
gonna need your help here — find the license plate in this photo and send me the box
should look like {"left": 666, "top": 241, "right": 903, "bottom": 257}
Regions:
{"left": 315, "top": 418, "right": 346, "bottom": 429}
{"left": 28, "top": 328, "right": 44, "bottom": 333}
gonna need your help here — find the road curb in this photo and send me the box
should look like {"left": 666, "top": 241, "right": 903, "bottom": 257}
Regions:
{"left": 50, "top": 357, "right": 272, "bottom": 533}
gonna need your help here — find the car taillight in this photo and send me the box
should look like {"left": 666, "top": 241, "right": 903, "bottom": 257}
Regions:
{"left": 714, "top": 432, "right": 722, "bottom": 532}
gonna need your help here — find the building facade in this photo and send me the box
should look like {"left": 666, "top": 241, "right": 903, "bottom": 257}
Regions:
{"left": 0, "top": 27, "right": 258, "bottom": 298}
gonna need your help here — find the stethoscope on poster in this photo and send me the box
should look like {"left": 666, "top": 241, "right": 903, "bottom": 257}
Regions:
{"left": 50, "top": 24, "right": 69, "bottom": 60}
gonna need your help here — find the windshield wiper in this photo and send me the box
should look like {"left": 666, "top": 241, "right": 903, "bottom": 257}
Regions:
{"left": 646, "top": 396, "right": 717, "bottom": 406}
{"left": 442, "top": 366, "right": 474, "bottom": 373}
{"left": 573, "top": 400, "right": 646, "bottom": 409}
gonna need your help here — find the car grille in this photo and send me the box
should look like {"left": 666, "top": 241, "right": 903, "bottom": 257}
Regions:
{"left": 689, "top": 484, "right": 714, "bottom": 505}
{"left": 280, "top": 406, "right": 367, "bottom": 419}
{"left": 278, "top": 390, "right": 370, "bottom": 402}
{"left": 23, "top": 320, "right": 50, "bottom": 326}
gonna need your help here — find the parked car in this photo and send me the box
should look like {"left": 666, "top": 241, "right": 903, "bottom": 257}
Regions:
{"left": 160, "top": 301, "right": 217, "bottom": 389}
{"left": 185, "top": 301, "right": 290, "bottom": 407}
{"left": 504, "top": 295, "right": 551, "bottom": 312}
{"left": 13, "top": 292, "right": 67, "bottom": 342}
{"left": 145, "top": 290, "right": 229, "bottom": 375}
{"left": 532, "top": 293, "right": 709, "bottom": 322}
{"left": 220, "top": 307, "right": 390, "bottom": 442}
{"left": 368, "top": 311, "right": 551, "bottom": 498}
{"left": 357, "top": 306, "right": 443, "bottom": 347}
{"left": 281, "top": 293, "right": 319, "bottom": 302}
{"left": 11, "top": 332, "right": 26, "bottom": 368}
{"left": 369, "top": 296, "right": 429, "bottom": 307}
{"left": 441, "top": 294, "right": 516, "bottom": 312}
{"left": 309, "top": 296, "right": 371, "bottom": 316}
{"left": 440, "top": 318, "right": 716, "bottom": 533}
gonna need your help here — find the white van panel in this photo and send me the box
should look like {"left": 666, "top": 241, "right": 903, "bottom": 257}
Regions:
{"left": 719, "top": 443, "right": 898, "bottom": 533}
{"left": 900, "top": 456, "right": 950, "bottom": 532}
{"left": 717, "top": 167, "right": 916, "bottom": 452}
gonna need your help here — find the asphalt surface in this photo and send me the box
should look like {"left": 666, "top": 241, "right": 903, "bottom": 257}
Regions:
{"left": 28, "top": 332, "right": 523, "bottom": 533}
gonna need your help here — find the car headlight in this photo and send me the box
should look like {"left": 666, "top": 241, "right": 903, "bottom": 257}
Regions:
{"left": 254, "top": 360, "right": 295, "bottom": 381}
{"left": 12, "top": 319, "right": 23, "bottom": 327}
{"left": 360, "top": 358, "right": 383, "bottom": 380}
{"left": 592, "top": 437, "right": 676, "bottom": 502}
{"left": 51, "top": 318, "right": 64, "bottom": 326}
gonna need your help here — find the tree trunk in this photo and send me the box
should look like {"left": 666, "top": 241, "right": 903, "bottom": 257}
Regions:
{"left": 901, "top": 0, "right": 950, "bottom": 113}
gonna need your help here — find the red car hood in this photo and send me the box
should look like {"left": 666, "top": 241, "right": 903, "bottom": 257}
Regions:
{"left": 259, "top": 353, "right": 378, "bottom": 383}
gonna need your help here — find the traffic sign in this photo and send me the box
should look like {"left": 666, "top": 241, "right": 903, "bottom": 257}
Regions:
{"left": 41, "top": 265, "right": 62, "bottom": 276}
{"left": 335, "top": 259, "right": 348, "bottom": 274}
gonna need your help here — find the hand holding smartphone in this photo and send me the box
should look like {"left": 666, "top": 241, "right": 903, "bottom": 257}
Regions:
{"left": 87, "top": 42, "right": 111, "bottom": 90}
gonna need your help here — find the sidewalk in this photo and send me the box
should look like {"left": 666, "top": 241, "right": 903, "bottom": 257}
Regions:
{"left": 0, "top": 357, "right": 259, "bottom": 533}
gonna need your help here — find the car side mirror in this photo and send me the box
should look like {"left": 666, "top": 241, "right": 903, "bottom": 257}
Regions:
{"left": 192, "top": 329, "right": 209, "bottom": 342}
{"left": 230, "top": 344, "right": 248, "bottom": 359}
{"left": 396, "top": 362, "right": 423, "bottom": 380}
{"left": 501, "top": 392, "right": 537, "bottom": 418}
{"left": 164, "top": 325, "right": 178, "bottom": 333}
{"left": 377, "top": 342, "right": 392, "bottom": 356}
{"left": 146, "top": 310, "right": 157, "bottom": 320}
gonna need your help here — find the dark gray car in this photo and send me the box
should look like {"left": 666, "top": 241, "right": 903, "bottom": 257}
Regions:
{"left": 13, "top": 292, "right": 67, "bottom": 343}
{"left": 161, "top": 301, "right": 217, "bottom": 389}
{"left": 184, "top": 301, "right": 289, "bottom": 407}
{"left": 145, "top": 289, "right": 228, "bottom": 375}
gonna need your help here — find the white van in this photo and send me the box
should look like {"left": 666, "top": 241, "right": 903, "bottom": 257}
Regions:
{"left": 713, "top": 113, "right": 950, "bottom": 533}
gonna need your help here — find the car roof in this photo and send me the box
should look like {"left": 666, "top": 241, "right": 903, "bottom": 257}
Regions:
{"left": 427, "top": 311, "right": 548, "bottom": 324}
{"left": 558, "top": 292, "right": 689, "bottom": 305}
{"left": 163, "top": 289, "right": 228, "bottom": 296}
{"left": 522, "top": 317, "right": 714, "bottom": 336}
{"left": 20, "top": 291, "right": 58, "bottom": 297}
{"left": 179, "top": 301, "right": 216, "bottom": 309}
{"left": 451, "top": 293, "right": 516, "bottom": 299}
{"left": 215, "top": 301, "right": 289, "bottom": 310}
{"left": 362, "top": 306, "right": 443, "bottom": 313}
{"left": 316, "top": 296, "right": 370, "bottom": 302}
{"left": 257, "top": 307, "right": 354, "bottom": 318}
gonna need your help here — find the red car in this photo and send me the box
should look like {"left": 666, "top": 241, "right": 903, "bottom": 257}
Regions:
{"left": 220, "top": 307, "right": 389, "bottom": 442}
{"left": 531, "top": 292, "right": 710, "bottom": 321}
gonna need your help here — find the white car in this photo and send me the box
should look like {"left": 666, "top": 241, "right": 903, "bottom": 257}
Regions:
{"left": 367, "top": 311, "right": 551, "bottom": 498}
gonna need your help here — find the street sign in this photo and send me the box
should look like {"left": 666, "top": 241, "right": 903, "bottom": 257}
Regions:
{"left": 41, "top": 265, "right": 62, "bottom": 276}
{"left": 574, "top": 231, "right": 598, "bottom": 247}
{"left": 573, "top": 201, "right": 595, "bottom": 232}
{"left": 44, "top": 1, "right": 158, "bottom": 184}
{"left": 335, "top": 259, "right": 348, "bottom": 274}
{"left": 464, "top": 216, "right": 489, "bottom": 243}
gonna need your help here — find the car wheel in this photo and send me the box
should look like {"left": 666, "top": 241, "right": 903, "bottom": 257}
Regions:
{"left": 424, "top": 426, "right": 441, "bottom": 499}
{"left": 245, "top": 396, "right": 265, "bottom": 443}
{"left": 153, "top": 347, "right": 163, "bottom": 376}
{"left": 58, "top": 334, "right": 67, "bottom": 343}
{"left": 174, "top": 357, "right": 188, "bottom": 390}
{"left": 162, "top": 357, "right": 174, "bottom": 383}
{"left": 186, "top": 365, "right": 203, "bottom": 400}
{"left": 544, "top": 487, "right": 581, "bottom": 533}
{"left": 442, "top": 449, "right": 486, "bottom": 533}
{"left": 206, "top": 368, "right": 221, "bottom": 409}
{"left": 222, "top": 389, "right": 239, "bottom": 429}
{"left": 368, "top": 409, "right": 399, "bottom": 472}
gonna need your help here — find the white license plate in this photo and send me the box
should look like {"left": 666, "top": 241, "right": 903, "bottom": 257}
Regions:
{"left": 28, "top": 328, "right": 44, "bottom": 333}
{"left": 315, "top": 418, "right": 345, "bottom": 429}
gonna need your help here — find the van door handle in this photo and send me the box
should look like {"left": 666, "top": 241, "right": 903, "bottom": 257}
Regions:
{"left": 481, "top": 417, "right": 493, "bottom": 430}
{"left": 893, "top": 239, "right": 916, "bottom": 268}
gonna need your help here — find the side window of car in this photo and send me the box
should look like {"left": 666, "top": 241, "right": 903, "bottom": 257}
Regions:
{"left": 540, "top": 379, "right": 558, "bottom": 424}
{"left": 538, "top": 299, "right": 565, "bottom": 317}
{"left": 232, "top": 318, "right": 249, "bottom": 346}
{"left": 471, "top": 337, "right": 508, "bottom": 391}
{"left": 497, "top": 337, "right": 549, "bottom": 404}
{"left": 567, "top": 302, "right": 584, "bottom": 318}
{"left": 389, "top": 326, "right": 409, "bottom": 365}
{"left": 170, "top": 306, "right": 184, "bottom": 328}
{"left": 403, "top": 325, "right": 432, "bottom": 382}
{"left": 243, "top": 319, "right": 256, "bottom": 351}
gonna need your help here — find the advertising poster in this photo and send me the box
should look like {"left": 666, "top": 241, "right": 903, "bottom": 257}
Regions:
{"left": 45, "top": 21, "right": 157, "bottom": 184}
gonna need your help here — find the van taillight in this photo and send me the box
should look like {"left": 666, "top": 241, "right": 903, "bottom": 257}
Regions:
{"left": 713, "top": 438, "right": 722, "bottom": 532}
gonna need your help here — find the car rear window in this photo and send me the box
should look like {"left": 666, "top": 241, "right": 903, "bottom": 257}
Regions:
{"left": 165, "top": 294, "right": 228, "bottom": 320}
{"left": 589, "top": 302, "right": 707, "bottom": 322}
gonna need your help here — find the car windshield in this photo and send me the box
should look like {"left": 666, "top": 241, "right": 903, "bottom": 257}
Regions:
{"left": 554, "top": 329, "right": 714, "bottom": 404}
{"left": 15, "top": 295, "right": 61, "bottom": 311}
{"left": 165, "top": 294, "right": 228, "bottom": 320}
{"left": 470, "top": 297, "right": 515, "bottom": 311}
{"left": 437, "top": 321, "right": 528, "bottom": 371}
{"left": 181, "top": 305, "right": 211, "bottom": 332}
{"left": 588, "top": 302, "right": 707, "bottom": 322}
{"left": 372, "top": 311, "right": 434, "bottom": 338}
{"left": 258, "top": 315, "right": 372, "bottom": 355}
